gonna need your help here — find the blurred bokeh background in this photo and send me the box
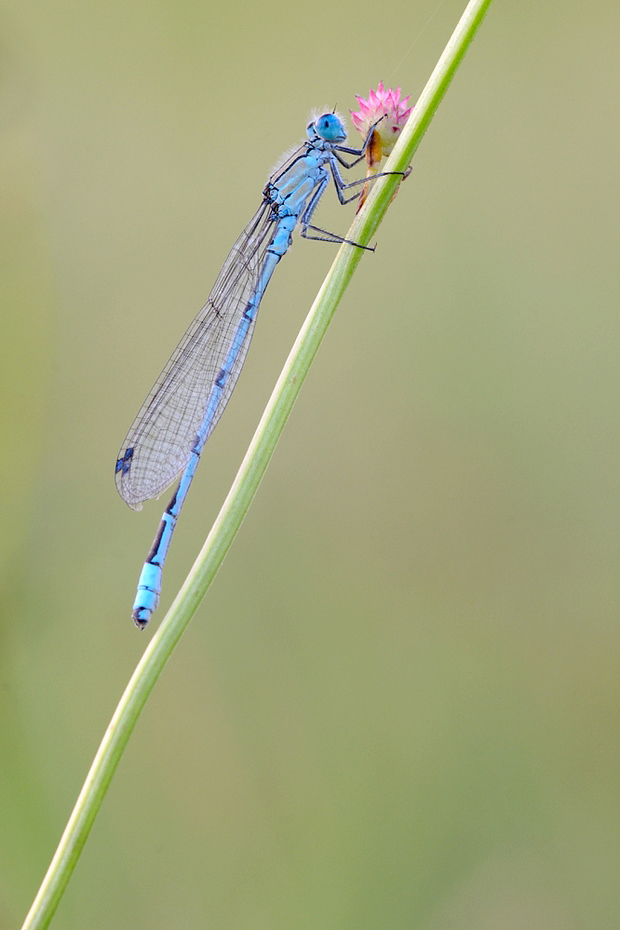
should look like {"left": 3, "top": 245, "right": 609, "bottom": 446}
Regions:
{"left": 1, "top": 0, "right": 619, "bottom": 927}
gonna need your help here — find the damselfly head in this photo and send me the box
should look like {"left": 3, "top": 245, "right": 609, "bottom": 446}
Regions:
{"left": 307, "top": 112, "right": 346, "bottom": 144}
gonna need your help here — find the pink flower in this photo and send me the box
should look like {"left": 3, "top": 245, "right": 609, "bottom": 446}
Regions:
{"left": 351, "top": 82, "right": 413, "bottom": 156}
{"left": 351, "top": 83, "right": 412, "bottom": 210}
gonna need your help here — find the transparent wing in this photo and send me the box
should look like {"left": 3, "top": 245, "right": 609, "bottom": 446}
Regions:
{"left": 116, "top": 202, "right": 277, "bottom": 510}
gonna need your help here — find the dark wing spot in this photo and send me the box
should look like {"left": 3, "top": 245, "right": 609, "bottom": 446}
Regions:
{"left": 115, "top": 447, "right": 134, "bottom": 475}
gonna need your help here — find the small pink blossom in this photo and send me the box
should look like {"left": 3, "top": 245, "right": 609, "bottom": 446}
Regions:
{"left": 351, "top": 83, "right": 412, "bottom": 210}
{"left": 351, "top": 82, "right": 412, "bottom": 156}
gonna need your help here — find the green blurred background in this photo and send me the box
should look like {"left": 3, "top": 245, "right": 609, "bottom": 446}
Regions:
{"left": 2, "top": 0, "right": 619, "bottom": 926}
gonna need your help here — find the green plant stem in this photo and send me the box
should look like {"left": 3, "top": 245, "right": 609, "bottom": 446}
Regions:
{"left": 20, "top": 1, "right": 493, "bottom": 927}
